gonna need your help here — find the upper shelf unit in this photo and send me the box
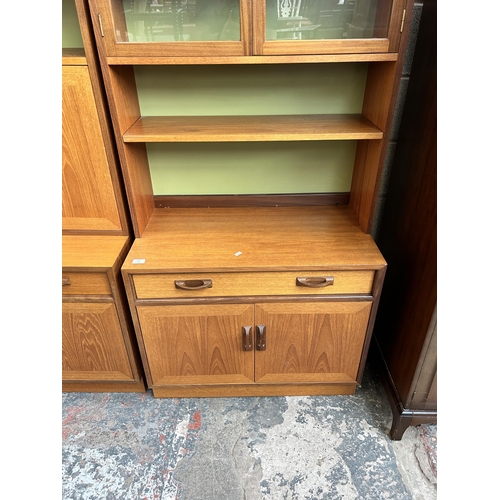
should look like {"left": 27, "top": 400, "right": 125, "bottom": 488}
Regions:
{"left": 91, "top": 0, "right": 407, "bottom": 59}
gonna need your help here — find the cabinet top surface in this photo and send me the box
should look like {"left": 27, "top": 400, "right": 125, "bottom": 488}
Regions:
{"left": 63, "top": 235, "right": 129, "bottom": 269}
{"left": 123, "top": 206, "right": 386, "bottom": 273}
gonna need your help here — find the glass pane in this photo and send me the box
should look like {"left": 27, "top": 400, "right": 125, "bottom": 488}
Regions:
{"left": 266, "top": 0, "right": 393, "bottom": 40}
{"left": 115, "top": 1, "right": 241, "bottom": 42}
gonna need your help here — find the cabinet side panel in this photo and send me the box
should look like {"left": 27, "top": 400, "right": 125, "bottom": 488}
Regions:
{"left": 107, "top": 66, "right": 154, "bottom": 236}
{"left": 62, "top": 65, "right": 123, "bottom": 232}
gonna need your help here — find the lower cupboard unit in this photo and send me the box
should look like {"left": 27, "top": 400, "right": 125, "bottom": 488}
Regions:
{"left": 62, "top": 235, "right": 145, "bottom": 392}
{"left": 121, "top": 206, "right": 386, "bottom": 398}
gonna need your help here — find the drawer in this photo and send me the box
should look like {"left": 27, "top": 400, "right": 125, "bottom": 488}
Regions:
{"left": 133, "top": 271, "right": 375, "bottom": 299}
{"left": 62, "top": 272, "right": 111, "bottom": 296}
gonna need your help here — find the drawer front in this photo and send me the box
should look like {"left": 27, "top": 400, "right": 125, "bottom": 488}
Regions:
{"left": 133, "top": 271, "right": 375, "bottom": 299}
{"left": 62, "top": 272, "right": 111, "bottom": 296}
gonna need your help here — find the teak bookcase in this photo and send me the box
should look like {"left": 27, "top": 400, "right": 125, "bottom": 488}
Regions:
{"left": 85, "top": 0, "right": 414, "bottom": 398}
{"left": 62, "top": 0, "right": 145, "bottom": 392}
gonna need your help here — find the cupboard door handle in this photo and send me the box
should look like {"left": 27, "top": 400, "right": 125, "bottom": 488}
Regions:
{"left": 62, "top": 276, "right": 71, "bottom": 286}
{"left": 256, "top": 325, "right": 266, "bottom": 351}
{"left": 174, "top": 279, "right": 213, "bottom": 290}
{"left": 242, "top": 326, "right": 253, "bottom": 351}
{"left": 296, "top": 276, "right": 334, "bottom": 288}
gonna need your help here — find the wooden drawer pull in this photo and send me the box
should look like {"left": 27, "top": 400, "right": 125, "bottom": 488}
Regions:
{"left": 242, "top": 326, "right": 253, "bottom": 351}
{"left": 62, "top": 276, "right": 71, "bottom": 286}
{"left": 174, "top": 279, "right": 213, "bottom": 290}
{"left": 256, "top": 325, "right": 266, "bottom": 351}
{"left": 296, "top": 276, "right": 334, "bottom": 288}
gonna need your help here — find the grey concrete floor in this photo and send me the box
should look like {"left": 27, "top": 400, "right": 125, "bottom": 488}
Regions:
{"left": 62, "top": 362, "right": 437, "bottom": 499}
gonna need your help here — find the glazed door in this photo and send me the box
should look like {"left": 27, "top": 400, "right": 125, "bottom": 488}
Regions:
{"left": 62, "top": 302, "right": 135, "bottom": 382}
{"left": 253, "top": 0, "right": 406, "bottom": 55}
{"left": 137, "top": 304, "right": 255, "bottom": 386}
{"left": 254, "top": 301, "right": 372, "bottom": 384}
{"left": 92, "top": 0, "right": 252, "bottom": 57}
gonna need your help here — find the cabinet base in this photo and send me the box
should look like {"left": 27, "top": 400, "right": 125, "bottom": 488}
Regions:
{"left": 371, "top": 342, "right": 437, "bottom": 440}
{"left": 63, "top": 380, "right": 146, "bottom": 393}
{"left": 151, "top": 383, "right": 358, "bottom": 398}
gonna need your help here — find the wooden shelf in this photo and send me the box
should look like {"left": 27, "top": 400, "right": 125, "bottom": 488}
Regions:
{"left": 62, "top": 47, "right": 86, "bottom": 65}
{"left": 106, "top": 53, "right": 399, "bottom": 65}
{"left": 123, "top": 114, "right": 383, "bottom": 143}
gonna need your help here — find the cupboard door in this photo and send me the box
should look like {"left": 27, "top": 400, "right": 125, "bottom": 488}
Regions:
{"left": 253, "top": 0, "right": 406, "bottom": 55}
{"left": 62, "top": 65, "right": 123, "bottom": 233}
{"left": 62, "top": 302, "right": 135, "bottom": 381}
{"left": 137, "top": 304, "right": 255, "bottom": 386}
{"left": 92, "top": 0, "right": 252, "bottom": 57}
{"left": 255, "top": 301, "right": 372, "bottom": 384}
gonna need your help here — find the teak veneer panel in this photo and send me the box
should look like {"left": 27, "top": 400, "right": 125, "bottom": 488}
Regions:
{"left": 62, "top": 302, "right": 135, "bottom": 380}
{"left": 123, "top": 114, "right": 383, "bottom": 143}
{"left": 62, "top": 272, "right": 111, "bottom": 296}
{"left": 63, "top": 235, "right": 129, "bottom": 270}
{"left": 137, "top": 304, "right": 255, "bottom": 386}
{"left": 62, "top": 65, "right": 124, "bottom": 233}
{"left": 254, "top": 301, "right": 372, "bottom": 383}
{"left": 62, "top": 47, "right": 86, "bottom": 65}
{"left": 122, "top": 206, "right": 386, "bottom": 273}
{"left": 133, "top": 271, "right": 375, "bottom": 299}
{"left": 106, "top": 54, "right": 399, "bottom": 65}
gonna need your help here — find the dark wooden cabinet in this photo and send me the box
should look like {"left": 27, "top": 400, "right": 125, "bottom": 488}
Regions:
{"left": 371, "top": 0, "right": 436, "bottom": 440}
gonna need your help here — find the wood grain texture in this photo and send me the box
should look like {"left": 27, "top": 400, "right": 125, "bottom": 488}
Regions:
{"left": 254, "top": 301, "right": 372, "bottom": 383}
{"left": 70, "top": 0, "right": 132, "bottom": 236}
{"left": 349, "top": 61, "right": 399, "bottom": 232}
{"left": 373, "top": 0, "right": 436, "bottom": 408}
{"left": 137, "top": 304, "right": 255, "bottom": 385}
{"left": 350, "top": 139, "right": 384, "bottom": 232}
{"left": 123, "top": 114, "right": 382, "bottom": 142}
{"left": 63, "top": 235, "right": 129, "bottom": 270}
{"left": 151, "top": 383, "right": 356, "bottom": 397}
{"left": 62, "top": 65, "right": 123, "bottom": 232}
{"left": 122, "top": 206, "right": 386, "bottom": 273}
{"left": 62, "top": 272, "right": 111, "bottom": 296}
{"left": 62, "top": 302, "right": 134, "bottom": 380}
{"left": 62, "top": 48, "right": 86, "bottom": 65}
{"left": 107, "top": 54, "right": 398, "bottom": 65}
{"left": 132, "top": 271, "right": 375, "bottom": 299}
{"left": 261, "top": 39, "right": 390, "bottom": 56}
{"left": 121, "top": 142, "right": 155, "bottom": 237}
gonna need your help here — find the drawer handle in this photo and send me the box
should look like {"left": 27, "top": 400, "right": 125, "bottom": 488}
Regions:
{"left": 256, "top": 325, "right": 266, "bottom": 351}
{"left": 174, "top": 279, "right": 213, "bottom": 290}
{"left": 242, "top": 326, "right": 253, "bottom": 351}
{"left": 62, "top": 276, "right": 71, "bottom": 286}
{"left": 296, "top": 276, "right": 334, "bottom": 288}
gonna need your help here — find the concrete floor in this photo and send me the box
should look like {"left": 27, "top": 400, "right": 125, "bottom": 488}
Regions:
{"left": 62, "top": 362, "right": 437, "bottom": 499}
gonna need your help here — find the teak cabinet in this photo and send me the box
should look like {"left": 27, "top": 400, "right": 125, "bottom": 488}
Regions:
{"left": 85, "top": 0, "right": 414, "bottom": 397}
{"left": 62, "top": 0, "right": 145, "bottom": 392}
{"left": 62, "top": 236, "right": 145, "bottom": 392}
